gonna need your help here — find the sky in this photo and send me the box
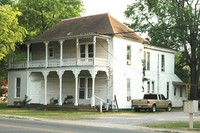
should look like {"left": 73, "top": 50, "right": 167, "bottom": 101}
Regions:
{"left": 81, "top": 0, "right": 135, "bottom": 23}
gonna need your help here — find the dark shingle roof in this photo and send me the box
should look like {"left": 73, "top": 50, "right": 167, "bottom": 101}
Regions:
{"left": 35, "top": 13, "right": 147, "bottom": 43}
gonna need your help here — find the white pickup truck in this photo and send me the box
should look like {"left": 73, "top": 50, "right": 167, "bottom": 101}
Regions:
{"left": 131, "top": 94, "right": 172, "bottom": 112}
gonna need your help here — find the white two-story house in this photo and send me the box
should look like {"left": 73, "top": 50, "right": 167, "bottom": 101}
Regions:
{"left": 8, "top": 13, "right": 186, "bottom": 108}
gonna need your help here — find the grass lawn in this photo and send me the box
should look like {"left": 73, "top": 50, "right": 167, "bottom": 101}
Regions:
{"left": 146, "top": 121, "right": 200, "bottom": 131}
{"left": 0, "top": 103, "right": 98, "bottom": 120}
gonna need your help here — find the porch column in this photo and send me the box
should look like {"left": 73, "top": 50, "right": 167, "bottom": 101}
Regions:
{"left": 76, "top": 38, "right": 79, "bottom": 65}
{"left": 27, "top": 43, "right": 30, "bottom": 68}
{"left": 89, "top": 70, "right": 98, "bottom": 106}
{"left": 93, "top": 36, "right": 96, "bottom": 65}
{"left": 57, "top": 70, "right": 64, "bottom": 105}
{"left": 45, "top": 42, "right": 49, "bottom": 68}
{"left": 72, "top": 69, "right": 80, "bottom": 106}
{"left": 59, "top": 40, "right": 64, "bottom": 66}
{"left": 26, "top": 71, "right": 31, "bottom": 97}
{"left": 42, "top": 71, "right": 49, "bottom": 105}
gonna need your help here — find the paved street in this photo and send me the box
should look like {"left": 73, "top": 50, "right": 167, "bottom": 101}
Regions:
{"left": 0, "top": 111, "right": 200, "bottom": 133}
{"left": 0, "top": 117, "right": 158, "bottom": 133}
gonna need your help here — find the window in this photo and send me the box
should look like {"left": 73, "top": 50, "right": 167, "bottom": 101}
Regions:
{"left": 87, "top": 78, "right": 92, "bottom": 98}
{"left": 79, "top": 78, "right": 92, "bottom": 99}
{"left": 80, "top": 45, "right": 86, "bottom": 58}
{"left": 167, "top": 82, "right": 169, "bottom": 99}
{"left": 180, "top": 87, "right": 182, "bottom": 97}
{"left": 174, "top": 87, "right": 177, "bottom": 96}
{"left": 161, "top": 54, "right": 165, "bottom": 72}
{"left": 127, "top": 78, "right": 131, "bottom": 101}
{"left": 152, "top": 81, "right": 155, "bottom": 93}
{"left": 48, "top": 47, "right": 54, "bottom": 58}
{"left": 144, "top": 52, "right": 150, "bottom": 70}
{"left": 88, "top": 44, "right": 94, "bottom": 58}
{"left": 147, "top": 81, "right": 150, "bottom": 93}
{"left": 127, "top": 45, "right": 131, "bottom": 65}
{"left": 79, "top": 78, "right": 85, "bottom": 99}
{"left": 16, "top": 77, "right": 21, "bottom": 97}
{"left": 80, "top": 44, "right": 94, "bottom": 58}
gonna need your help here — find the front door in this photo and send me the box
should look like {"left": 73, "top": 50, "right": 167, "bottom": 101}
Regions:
{"left": 79, "top": 78, "right": 92, "bottom": 99}
{"left": 30, "top": 81, "right": 41, "bottom": 103}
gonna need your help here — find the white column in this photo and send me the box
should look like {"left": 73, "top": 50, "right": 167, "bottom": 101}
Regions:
{"left": 72, "top": 69, "right": 80, "bottom": 106}
{"left": 59, "top": 40, "right": 64, "bottom": 66}
{"left": 76, "top": 38, "right": 79, "bottom": 65}
{"left": 42, "top": 71, "right": 49, "bottom": 105}
{"left": 45, "top": 42, "right": 49, "bottom": 68}
{"left": 93, "top": 36, "right": 96, "bottom": 65}
{"left": 89, "top": 70, "right": 98, "bottom": 106}
{"left": 57, "top": 70, "right": 64, "bottom": 105}
{"left": 26, "top": 71, "right": 31, "bottom": 97}
{"left": 27, "top": 43, "right": 30, "bottom": 68}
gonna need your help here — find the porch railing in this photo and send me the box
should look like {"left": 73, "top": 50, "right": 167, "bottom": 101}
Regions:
{"left": 94, "top": 95, "right": 106, "bottom": 112}
{"left": 9, "top": 58, "right": 108, "bottom": 69}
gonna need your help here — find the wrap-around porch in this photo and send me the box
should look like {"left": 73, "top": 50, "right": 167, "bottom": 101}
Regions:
{"left": 28, "top": 68, "right": 109, "bottom": 107}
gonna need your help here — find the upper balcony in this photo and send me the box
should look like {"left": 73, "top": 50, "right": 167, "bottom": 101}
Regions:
{"left": 9, "top": 58, "right": 108, "bottom": 69}
{"left": 8, "top": 36, "right": 110, "bottom": 69}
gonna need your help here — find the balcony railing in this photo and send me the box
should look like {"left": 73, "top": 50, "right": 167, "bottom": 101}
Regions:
{"left": 9, "top": 58, "right": 108, "bottom": 69}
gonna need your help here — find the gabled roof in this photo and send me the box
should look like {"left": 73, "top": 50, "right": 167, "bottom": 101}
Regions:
{"left": 35, "top": 13, "right": 147, "bottom": 43}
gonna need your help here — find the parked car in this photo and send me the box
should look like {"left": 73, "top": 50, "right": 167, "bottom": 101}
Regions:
{"left": 131, "top": 93, "right": 172, "bottom": 112}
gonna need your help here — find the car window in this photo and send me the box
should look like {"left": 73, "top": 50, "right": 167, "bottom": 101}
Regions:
{"left": 161, "top": 94, "right": 166, "bottom": 100}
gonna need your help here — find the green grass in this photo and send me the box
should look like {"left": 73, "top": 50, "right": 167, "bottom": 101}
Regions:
{"left": 146, "top": 121, "right": 200, "bottom": 131}
{"left": 0, "top": 103, "right": 98, "bottom": 120}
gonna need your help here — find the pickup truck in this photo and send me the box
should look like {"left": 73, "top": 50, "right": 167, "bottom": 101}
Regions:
{"left": 131, "top": 94, "right": 172, "bottom": 112}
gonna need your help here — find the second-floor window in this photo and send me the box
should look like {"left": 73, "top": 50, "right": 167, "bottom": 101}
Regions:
{"left": 144, "top": 51, "right": 150, "bottom": 70}
{"left": 161, "top": 54, "right": 165, "bottom": 72}
{"left": 80, "top": 44, "right": 93, "bottom": 58}
{"left": 127, "top": 45, "right": 131, "bottom": 65}
{"left": 48, "top": 47, "right": 54, "bottom": 58}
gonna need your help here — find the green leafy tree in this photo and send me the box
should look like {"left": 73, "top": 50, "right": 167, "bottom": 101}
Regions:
{"left": 124, "top": 0, "right": 200, "bottom": 100}
{"left": 0, "top": 5, "right": 26, "bottom": 60}
{"left": 17, "top": 0, "right": 84, "bottom": 41}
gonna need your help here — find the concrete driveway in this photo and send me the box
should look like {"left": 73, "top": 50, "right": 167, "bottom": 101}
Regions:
{"left": 77, "top": 111, "right": 200, "bottom": 133}
{"left": 82, "top": 111, "right": 200, "bottom": 126}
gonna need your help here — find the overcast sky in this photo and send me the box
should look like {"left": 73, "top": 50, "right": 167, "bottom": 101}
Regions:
{"left": 81, "top": 0, "right": 135, "bottom": 23}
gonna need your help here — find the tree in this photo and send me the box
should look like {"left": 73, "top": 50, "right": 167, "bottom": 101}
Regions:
{"left": 16, "top": 0, "right": 85, "bottom": 41}
{"left": 0, "top": 5, "right": 26, "bottom": 60}
{"left": 124, "top": 0, "right": 200, "bottom": 100}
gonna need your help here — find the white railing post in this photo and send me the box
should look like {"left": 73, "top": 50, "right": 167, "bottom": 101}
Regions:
{"left": 100, "top": 100, "right": 102, "bottom": 113}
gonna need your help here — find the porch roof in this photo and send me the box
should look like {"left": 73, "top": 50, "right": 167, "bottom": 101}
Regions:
{"left": 35, "top": 13, "right": 148, "bottom": 43}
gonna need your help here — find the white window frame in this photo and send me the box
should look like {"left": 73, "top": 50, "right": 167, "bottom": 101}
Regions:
{"left": 80, "top": 44, "right": 94, "bottom": 59}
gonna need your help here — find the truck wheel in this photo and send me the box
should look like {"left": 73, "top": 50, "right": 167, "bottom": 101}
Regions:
{"left": 151, "top": 105, "right": 156, "bottom": 112}
{"left": 166, "top": 104, "right": 172, "bottom": 112}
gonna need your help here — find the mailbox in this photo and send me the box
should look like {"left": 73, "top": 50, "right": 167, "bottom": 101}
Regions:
{"left": 184, "top": 100, "right": 198, "bottom": 113}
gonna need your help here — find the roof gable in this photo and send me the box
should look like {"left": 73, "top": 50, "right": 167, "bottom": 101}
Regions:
{"left": 35, "top": 13, "right": 147, "bottom": 43}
